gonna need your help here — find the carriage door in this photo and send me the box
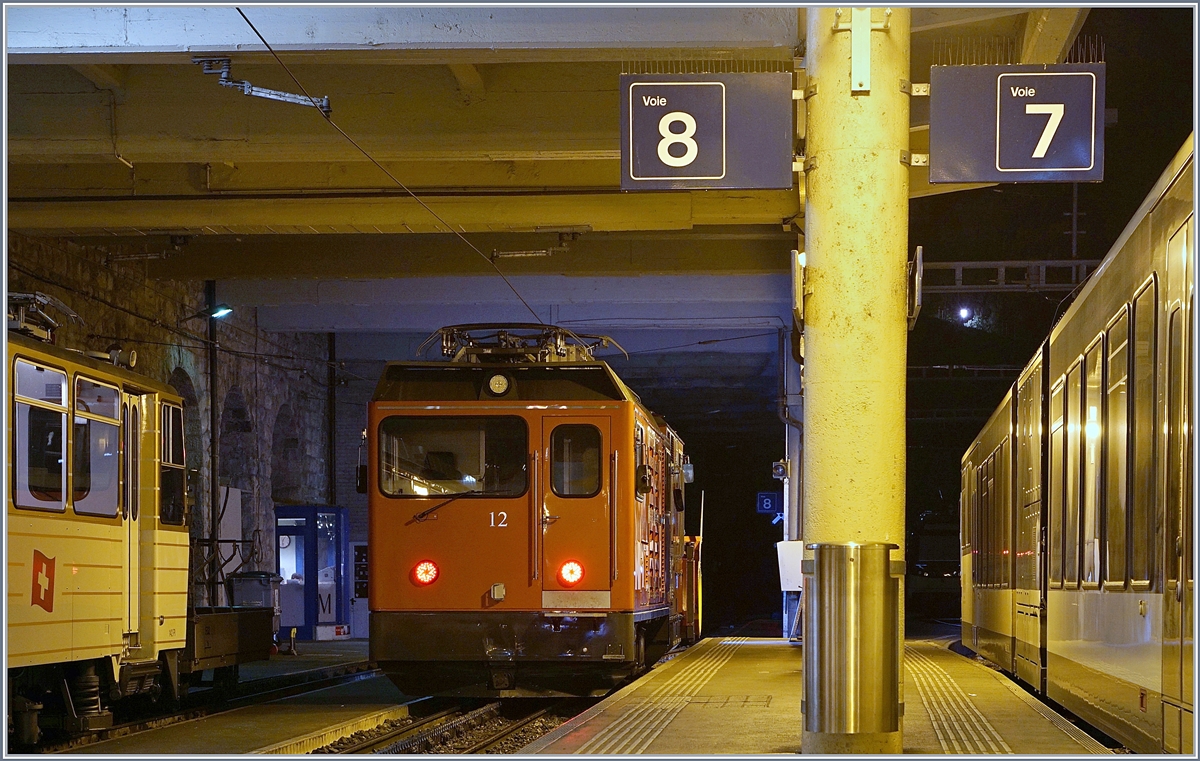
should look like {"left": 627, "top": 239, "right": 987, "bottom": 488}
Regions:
{"left": 1163, "top": 216, "right": 1193, "bottom": 753}
{"left": 540, "top": 417, "right": 611, "bottom": 599}
{"left": 1014, "top": 356, "right": 1045, "bottom": 691}
{"left": 123, "top": 394, "right": 142, "bottom": 646}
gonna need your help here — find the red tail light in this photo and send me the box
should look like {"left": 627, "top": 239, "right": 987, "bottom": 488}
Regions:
{"left": 412, "top": 560, "right": 439, "bottom": 586}
{"left": 558, "top": 561, "right": 584, "bottom": 587}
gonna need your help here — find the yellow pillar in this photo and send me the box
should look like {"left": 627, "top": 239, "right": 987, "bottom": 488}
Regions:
{"left": 800, "top": 6, "right": 910, "bottom": 755}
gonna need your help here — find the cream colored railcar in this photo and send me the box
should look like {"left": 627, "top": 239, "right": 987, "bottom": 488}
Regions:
{"left": 962, "top": 134, "right": 1194, "bottom": 753}
{"left": 8, "top": 331, "right": 189, "bottom": 737}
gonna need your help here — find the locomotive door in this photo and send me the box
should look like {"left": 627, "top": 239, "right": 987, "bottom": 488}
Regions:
{"left": 540, "top": 417, "right": 611, "bottom": 595}
{"left": 123, "top": 393, "right": 142, "bottom": 646}
{"left": 1162, "top": 215, "right": 1193, "bottom": 753}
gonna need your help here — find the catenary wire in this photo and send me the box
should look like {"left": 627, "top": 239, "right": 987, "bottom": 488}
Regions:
{"left": 234, "top": 7, "right": 544, "bottom": 325}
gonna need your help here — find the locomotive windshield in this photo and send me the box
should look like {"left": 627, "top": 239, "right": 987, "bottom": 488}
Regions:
{"left": 378, "top": 415, "right": 527, "bottom": 498}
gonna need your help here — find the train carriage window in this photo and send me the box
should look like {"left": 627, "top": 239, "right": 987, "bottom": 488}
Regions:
{"left": 160, "top": 404, "right": 187, "bottom": 525}
{"left": 1105, "top": 311, "right": 1130, "bottom": 585}
{"left": 378, "top": 416, "right": 527, "bottom": 497}
{"left": 1131, "top": 282, "right": 1157, "bottom": 585}
{"left": 1065, "top": 363, "right": 1082, "bottom": 586}
{"left": 72, "top": 417, "right": 119, "bottom": 518}
{"left": 1049, "top": 381, "right": 1064, "bottom": 586}
{"left": 76, "top": 377, "right": 119, "bottom": 419}
{"left": 13, "top": 361, "right": 68, "bottom": 512}
{"left": 1082, "top": 339, "right": 1104, "bottom": 585}
{"left": 551, "top": 424, "right": 602, "bottom": 498}
{"left": 1165, "top": 308, "right": 1185, "bottom": 589}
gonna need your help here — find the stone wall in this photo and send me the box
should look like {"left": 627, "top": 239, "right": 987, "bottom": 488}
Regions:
{"left": 8, "top": 232, "right": 332, "bottom": 603}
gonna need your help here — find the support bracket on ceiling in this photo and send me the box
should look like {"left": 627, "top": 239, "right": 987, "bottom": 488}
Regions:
{"left": 193, "top": 57, "right": 331, "bottom": 117}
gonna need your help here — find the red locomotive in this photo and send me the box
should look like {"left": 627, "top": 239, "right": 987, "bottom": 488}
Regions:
{"left": 364, "top": 324, "right": 701, "bottom": 696}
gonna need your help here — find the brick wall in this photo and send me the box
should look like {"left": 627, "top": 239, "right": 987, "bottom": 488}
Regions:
{"left": 8, "top": 232, "right": 332, "bottom": 603}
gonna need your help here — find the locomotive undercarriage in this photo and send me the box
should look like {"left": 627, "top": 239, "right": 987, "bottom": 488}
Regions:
{"left": 372, "top": 610, "right": 671, "bottom": 697}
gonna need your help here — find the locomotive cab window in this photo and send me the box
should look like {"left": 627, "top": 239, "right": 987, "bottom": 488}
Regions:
{"left": 72, "top": 375, "right": 120, "bottom": 518}
{"left": 12, "top": 359, "right": 67, "bottom": 512}
{"left": 161, "top": 403, "right": 187, "bottom": 526}
{"left": 551, "top": 424, "right": 602, "bottom": 498}
{"left": 378, "top": 416, "right": 527, "bottom": 497}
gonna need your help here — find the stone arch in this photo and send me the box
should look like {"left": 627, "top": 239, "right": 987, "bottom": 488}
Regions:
{"left": 218, "top": 386, "right": 254, "bottom": 491}
{"left": 271, "top": 403, "right": 304, "bottom": 504}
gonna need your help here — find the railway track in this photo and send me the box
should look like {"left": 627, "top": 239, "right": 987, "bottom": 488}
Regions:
{"left": 329, "top": 699, "right": 589, "bottom": 754}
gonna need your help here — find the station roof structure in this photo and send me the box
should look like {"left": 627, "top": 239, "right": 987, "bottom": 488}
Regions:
{"left": 6, "top": 6, "right": 1089, "bottom": 432}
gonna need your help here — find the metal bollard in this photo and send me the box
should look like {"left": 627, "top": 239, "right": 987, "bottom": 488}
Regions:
{"left": 802, "top": 542, "right": 900, "bottom": 735}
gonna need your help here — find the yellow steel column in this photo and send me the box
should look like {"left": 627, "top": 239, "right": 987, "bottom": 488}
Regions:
{"left": 801, "top": 7, "right": 909, "bottom": 755}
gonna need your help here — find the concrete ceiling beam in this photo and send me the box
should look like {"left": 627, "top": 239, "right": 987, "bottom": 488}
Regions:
{"left": 6, "top": 7, "right": 798, "bottom": 57}
{"left": 1021, "top": 8, "right": 1090, "bottom": 64}
{"left": 7, "top": 189, "right": 800, "bottom": 236}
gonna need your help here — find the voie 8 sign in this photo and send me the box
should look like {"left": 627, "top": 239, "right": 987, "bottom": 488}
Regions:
{"left": 620, "top": 73, "right": 793, "bottom": 191}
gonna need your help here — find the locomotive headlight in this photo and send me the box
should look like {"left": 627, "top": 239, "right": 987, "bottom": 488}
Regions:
{"left": 412, "top": 560, "right": 440, "bottom": 586}
{"left": 487, "top": 373, "right": 511, "bottom": 396}
{"left": 558, "top": 561, "right": 584, "bottom": 587}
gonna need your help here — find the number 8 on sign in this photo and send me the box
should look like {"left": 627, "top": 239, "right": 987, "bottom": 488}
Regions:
{"left": 658, "top": 112, "right": 698, "bottom": 167}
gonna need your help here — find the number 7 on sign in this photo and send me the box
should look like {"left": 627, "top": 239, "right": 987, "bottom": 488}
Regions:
{"left": 1025, "top": 103, "right": 1064, "bottom": 158}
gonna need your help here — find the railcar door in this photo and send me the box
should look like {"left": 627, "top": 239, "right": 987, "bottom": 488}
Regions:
{"left": 1162, "top": 216, "right": 1193, "bottom": 753}
{"left": 1014, "top": 353, "right": 1045, "bottom": 692}
{"left": 123, "top": 394, "right": 142, "bottom": 647}
{"left": 540, "top": 417, "right": 611, "bottom": 598}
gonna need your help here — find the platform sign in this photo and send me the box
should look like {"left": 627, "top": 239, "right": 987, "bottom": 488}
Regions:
{"left": 621, "top": 72, "right": 793, "bottom": 190}
{"left": 930, "top": 63, "right": 1104, "bottom": 183}
{"left": 756, "top": 491, "right": 784, "bottom": 515}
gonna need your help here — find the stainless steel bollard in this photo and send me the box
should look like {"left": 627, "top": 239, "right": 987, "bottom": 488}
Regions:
{"left": 802, "top": 542, "right": 900, "bottom": 734}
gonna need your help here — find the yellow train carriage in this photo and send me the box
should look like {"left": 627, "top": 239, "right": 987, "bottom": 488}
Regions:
{"left": 7, "top": 331, "right": 189, "bottom": 739}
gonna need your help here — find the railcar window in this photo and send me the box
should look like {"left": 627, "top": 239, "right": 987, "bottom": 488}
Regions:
{"left": 1082, "top": 340, "right": 1104, "bottom": 585}
{"left": 1016, "top": 371, "right": 1041, "bottom": 590}
{"left": 161, "top": 404, "right": 187, "bottom": 525}
{"left": 76, "top": 377, "right": 119, "bottom": 419}
{"left": 979, "top": 460, "right": 990, "bottom": 587}
{"left": 15, "top": 359, "right": 66, "bottom": 405}
{"left": 1166, "top": 309, "right": 1184, "bottom": 588}
{"left": 73, "top": 416, "right": 119, "bottom": 517}
{"left": 1105, "top": 312, "right": 1130, "bottom": 585}
{"left": 1049, "top": 382, "right": 1065, "bottom": 586}
{"left": 551, "top": 424, "right": 602, "bottom": 498}
{"left": 13, "top": 361, "right": 68, "bottom": 511}
{"left": 1065, "top": 364, "right": 1082, "bottom": 586}
{"left": 1131, "top": 282, "right": 1157, "bottom": 584}
{"left": 1000, "top": 439, "right": 1011, "bottom": 588}
{"left": 377, "top": 416, "right": 527, "bottom": 497}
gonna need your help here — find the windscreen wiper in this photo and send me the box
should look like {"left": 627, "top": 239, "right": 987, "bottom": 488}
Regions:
{"left": 412, "top": 488, "right": 518, "bottom": 523}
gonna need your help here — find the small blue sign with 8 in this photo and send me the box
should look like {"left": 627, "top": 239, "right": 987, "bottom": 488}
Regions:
{"left": 756, "top": 491, "right": 783, "bottom": 515}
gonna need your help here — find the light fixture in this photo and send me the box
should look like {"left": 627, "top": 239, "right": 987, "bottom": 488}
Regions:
{"left": 412, "top": 560, "right": 440, "bottom": 586}
{"left": 959, "top": 307, "right": 971, "bottom": 321}
{"left": 558, "top": 560, "right": 584, "bottom": 587}
{"left": 486, "top": 373, "right": 511, "bottom": 396}
{"left": 179, "top": 303, "right": 234, "bottom": 324}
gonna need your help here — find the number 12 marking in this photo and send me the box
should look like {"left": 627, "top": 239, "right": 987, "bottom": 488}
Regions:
{"left": 490, "top": 511, "right": 508, "bottom": 527}
{"left": 1025, "top": 103, "right": 1064, "bottom": 158}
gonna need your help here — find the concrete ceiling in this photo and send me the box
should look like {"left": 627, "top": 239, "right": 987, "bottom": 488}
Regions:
{"left": 5, "top": 6, "right": 1088, "bottom": 437}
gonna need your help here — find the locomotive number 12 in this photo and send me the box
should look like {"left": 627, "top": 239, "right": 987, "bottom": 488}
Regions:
{"left": 490, "top": 511, "right": 508, "bottom": 528}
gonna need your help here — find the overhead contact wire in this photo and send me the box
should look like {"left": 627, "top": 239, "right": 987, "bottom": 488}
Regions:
{"left": 234, "top": 7, "right": 544, "bottom": 325}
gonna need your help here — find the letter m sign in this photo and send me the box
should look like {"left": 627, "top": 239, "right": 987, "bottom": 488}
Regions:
{"left": 31, "top": 550, "right": 56, "bottom": 613}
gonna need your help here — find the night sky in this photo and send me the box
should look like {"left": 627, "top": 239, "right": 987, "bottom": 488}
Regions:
{"left": 698, "top": 6, "right": 1195, "bottom": 633}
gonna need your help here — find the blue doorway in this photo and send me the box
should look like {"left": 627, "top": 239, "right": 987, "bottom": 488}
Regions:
{"left": 275, "top": 505, "right": 350, "bottom": 640}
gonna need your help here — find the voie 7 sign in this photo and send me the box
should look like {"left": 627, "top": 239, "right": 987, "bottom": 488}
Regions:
{"left": 620, "top": 72, "right": 793, "bottom": 191}
{"left": 929, "top": 63, "right": 1104, "bottom": 183}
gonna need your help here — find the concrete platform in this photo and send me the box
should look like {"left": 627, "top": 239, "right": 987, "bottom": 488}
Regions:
{"left": 67, "top": 674, "right": 410, "bottom": 755}
{"left": 226, "top": 639, "right": 370, "bottom": 686}
{"left": 522, "top": 636, "right": 1115, "bottom": 754}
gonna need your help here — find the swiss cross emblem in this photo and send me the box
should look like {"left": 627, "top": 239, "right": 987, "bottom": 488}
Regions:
{"left": 31, "top": 550, "right": 55, "bottom": 613}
